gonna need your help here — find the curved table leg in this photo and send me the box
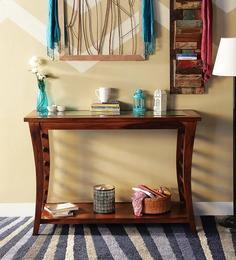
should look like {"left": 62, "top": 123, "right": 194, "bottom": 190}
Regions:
{"left": 182, "top": 121, "right": 197, "bottom": 232}
{"left": 41, "top": 130, "right": 50, "bottom": 205}
{"left": 176, "top": 127, "right": 185, "bottom": 203}
{"left": 29, "top": 123, "right": 45, "bottom": 235}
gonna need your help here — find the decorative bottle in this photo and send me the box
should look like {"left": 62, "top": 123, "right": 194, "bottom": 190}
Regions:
{"left": 153, "top": 89, "right": 167, "bottom": 115}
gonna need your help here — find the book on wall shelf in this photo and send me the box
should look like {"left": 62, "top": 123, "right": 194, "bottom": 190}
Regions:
{"left": 44, "top": 203, "right": 79, "bottom": 218}
{"left": 176, "top": 54, "right": 198, "bottom": 60}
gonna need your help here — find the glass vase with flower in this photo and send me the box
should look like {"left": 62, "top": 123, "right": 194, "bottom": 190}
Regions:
{"left": 29, "top": 56, "right": 48, "bottom": 114}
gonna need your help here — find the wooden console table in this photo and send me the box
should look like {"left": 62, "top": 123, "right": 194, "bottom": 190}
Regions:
{"left": 24, "top": 110, "right": 201, "bottom": 235}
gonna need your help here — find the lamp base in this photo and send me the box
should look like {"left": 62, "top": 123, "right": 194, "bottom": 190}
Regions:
{"left": 219, "top": 216, "right": 236, "bottom": 231}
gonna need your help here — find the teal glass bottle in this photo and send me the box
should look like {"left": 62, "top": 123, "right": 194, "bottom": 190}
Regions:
{"left": 133, "top": 89, "right": 146, "bottom": 114}
{"left": 37, "top": 79, "right": 48, "bottom": 114}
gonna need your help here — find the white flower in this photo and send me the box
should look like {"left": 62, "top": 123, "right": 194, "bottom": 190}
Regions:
{"left": 37, "top": 72, "right": 46, "bottom": 81}
{"left": 29, "top": 56, "right": 42, "bottom": 68}
{"left": 31, "top": 67, "right": 38, "bottom": 74}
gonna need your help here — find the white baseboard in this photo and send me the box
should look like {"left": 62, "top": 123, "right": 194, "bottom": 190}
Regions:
{"left": 0, "top": 203, "right": 35, "bottom": 217}
{"left": 193, "top": 202, "right": 233, "bottom": 216}
{"left": 0, "top": 202, "right": 233, "bottom": 217}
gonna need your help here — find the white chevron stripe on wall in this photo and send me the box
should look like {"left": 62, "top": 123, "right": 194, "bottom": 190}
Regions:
{"left": 214, "top": 0, "right": 236, "bottom": 13}
{"left": 0, "top": 1, "right": 7, "bottom": 23}
{"left": 0, "top": 0, "right": 235, "bottom": 73}
{"left": 156, "top": 0, "right": 169, "bottom": 30}
{"left": 2, "top": 0, "right": 46, "bottom": 45}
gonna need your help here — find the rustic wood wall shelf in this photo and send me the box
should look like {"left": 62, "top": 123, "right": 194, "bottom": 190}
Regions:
{"left": 170, "top": 0, "right": 205, "bottom": 94}
{"left": 24, "top": 110, "right": 201, "bottom": 235}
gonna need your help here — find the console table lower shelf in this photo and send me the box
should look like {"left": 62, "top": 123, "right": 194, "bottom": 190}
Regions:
{"left": 41, "top": 202, "right": 187, "bottom": 224}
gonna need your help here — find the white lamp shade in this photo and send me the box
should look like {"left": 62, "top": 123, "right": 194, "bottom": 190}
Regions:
{"left": 213, "top": 38, "right": 236, "bottom": 76}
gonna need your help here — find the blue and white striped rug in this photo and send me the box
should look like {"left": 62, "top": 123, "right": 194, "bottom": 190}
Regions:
{"left": 0, "top": 217, "right": 235, "bottom": 259}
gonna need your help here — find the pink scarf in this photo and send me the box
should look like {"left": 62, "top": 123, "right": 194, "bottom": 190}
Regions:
{"left": 132, "top": 191, "right": 147, "bottom": 216}
{"left": 201, "top": 0, "right": 213, "bottom": 83}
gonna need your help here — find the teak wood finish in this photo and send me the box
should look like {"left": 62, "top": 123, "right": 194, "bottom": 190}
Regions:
{"left": 24, "top": 110, "right": 201, "bottom": 235}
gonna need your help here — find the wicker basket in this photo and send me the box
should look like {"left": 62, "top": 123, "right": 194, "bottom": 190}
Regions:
{"left": 143, "top": 194, "right": 171, "bottom": 214}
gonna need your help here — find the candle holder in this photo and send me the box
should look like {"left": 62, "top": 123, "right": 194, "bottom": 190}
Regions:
{"left": 133, "top": 89, "right": 146, "bottom": 114}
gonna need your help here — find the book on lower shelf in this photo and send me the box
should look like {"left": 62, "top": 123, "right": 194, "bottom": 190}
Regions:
{"left": 44, "top": 203, "right": 79, "bottom": 217}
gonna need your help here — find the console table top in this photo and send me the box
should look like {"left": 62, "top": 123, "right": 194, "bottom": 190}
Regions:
{"left": 24, "top": 110, "right": 201, "bottom": 123}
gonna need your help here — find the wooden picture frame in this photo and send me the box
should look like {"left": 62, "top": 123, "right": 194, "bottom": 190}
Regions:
{"left": 58, "top": 0, "right": 145, "bottom": 61}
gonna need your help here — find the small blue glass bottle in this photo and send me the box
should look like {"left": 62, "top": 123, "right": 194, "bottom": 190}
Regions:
{"left": 133, "top": 89, "right": 146, "bottom": 114}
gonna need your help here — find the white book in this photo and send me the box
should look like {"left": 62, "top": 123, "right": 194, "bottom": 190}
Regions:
{"left": 177, "top": 57, "right": 197, "bottom": 61}
{"left": 52, "top": 211, "right": 75, "bottom": 217}
{"left": 44, "top": 203, "right": 78, "bottom": 213}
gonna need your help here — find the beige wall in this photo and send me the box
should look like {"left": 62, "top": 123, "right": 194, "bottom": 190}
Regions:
{"left": 0, "top": 0, "right": 235, "bottom": 203}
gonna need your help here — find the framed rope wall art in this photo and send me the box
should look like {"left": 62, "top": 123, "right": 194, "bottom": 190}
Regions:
{"left": 57, "top": 0, "right": 155, "bottom": 61}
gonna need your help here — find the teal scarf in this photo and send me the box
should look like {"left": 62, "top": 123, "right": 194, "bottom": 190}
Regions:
{"left": 142, "top": 0, "right": 155, "bottom": 57}
{"left": 47, "top": 0, "right": 60, "bottom": 59}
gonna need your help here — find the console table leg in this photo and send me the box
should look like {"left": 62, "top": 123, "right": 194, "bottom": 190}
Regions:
{"left": 183, "top": 122, "right": 197, "bottom": 232}
{"left": 29, "top": 123, "right": 44, "bottom": 235}
{"left": 176, "top": 127, "right": 185, "bottom": 203}
{"left": 41, "top": 130, "right": 50, "bottom": 204}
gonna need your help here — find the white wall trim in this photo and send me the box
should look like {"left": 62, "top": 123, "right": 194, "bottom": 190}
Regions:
{"left": 0, "top": 203, "right": 35, "bottom": 217}
{"left": 193, "top": 202, "right": 233, "bottom": 216}
{"left": 0, "top": 202, "right": 233, "bottom": 217}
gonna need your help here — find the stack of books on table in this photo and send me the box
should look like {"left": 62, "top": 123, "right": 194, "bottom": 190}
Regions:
{"left": 90, "top": 101, "right": 120, "bottom": 114}
{"left": 44, "top": 203, "right": 79, "bottom": 218}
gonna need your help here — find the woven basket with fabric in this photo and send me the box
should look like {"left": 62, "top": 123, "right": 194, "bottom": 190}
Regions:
{"left": 143, "top": 194, "right": 171, "bottom": 214}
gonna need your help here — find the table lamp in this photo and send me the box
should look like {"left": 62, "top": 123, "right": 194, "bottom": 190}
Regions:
{"left": 213, "top": 37, "right": 236, "bottom": 229}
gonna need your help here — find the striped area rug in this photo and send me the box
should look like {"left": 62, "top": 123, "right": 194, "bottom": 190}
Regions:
{"left": 0, "top": 217, "right": 235, "bottom": 259}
